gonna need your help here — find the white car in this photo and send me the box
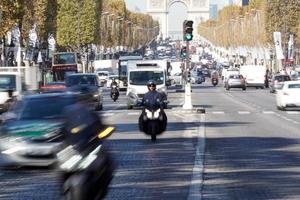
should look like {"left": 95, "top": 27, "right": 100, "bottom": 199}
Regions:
{"left": 276, "top": 81, "right": 300, "bottom": 110}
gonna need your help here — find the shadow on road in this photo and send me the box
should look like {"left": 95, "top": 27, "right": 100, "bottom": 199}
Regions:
{"left": 103, "top": 137, "right": 198, "bottom": 200}
{"left": 203, "top": 136, "right": 300, "bottom": 200}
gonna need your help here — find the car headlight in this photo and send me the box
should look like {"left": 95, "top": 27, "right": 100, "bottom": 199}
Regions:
{"left": 93, "top": 94, "right": 100, "bottom": 98}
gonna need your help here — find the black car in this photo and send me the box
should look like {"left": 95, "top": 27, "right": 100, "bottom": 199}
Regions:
{"left": 65, "top": 73, "right": 103, "bottom": 110}
{"left": 0, "top": 93, "right": 77, "bottom": 167}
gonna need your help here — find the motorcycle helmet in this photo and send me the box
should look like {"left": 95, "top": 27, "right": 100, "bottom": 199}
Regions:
{"left": 147, "top": 80, "right": 156, "bottom": 90}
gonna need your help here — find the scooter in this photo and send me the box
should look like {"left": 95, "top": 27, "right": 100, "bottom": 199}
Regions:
{"left": 212, "top": 78, "right": 218, "bottom": 86}
{"left": 110, "top": 85, "right": 119, "bottom": 102}
{"left": 139, "top": 107, "right": 167, "bottom": 141}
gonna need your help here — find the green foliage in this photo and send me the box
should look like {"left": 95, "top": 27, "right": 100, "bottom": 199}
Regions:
{"left": 265, "top": 0, "right": 300, "bottom": 44}
{"left": 1, "top": 0, "right": 159, "bottom": 51}
{"left": 199, "top": 0, "right": 300, "bottom": 47}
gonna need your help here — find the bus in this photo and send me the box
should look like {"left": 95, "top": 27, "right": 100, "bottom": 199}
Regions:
{"left": 118, "top": 55, "right": 143, "bottom": 90}
{"left": 52, "top": 52, "right": 82, "bottom": 81}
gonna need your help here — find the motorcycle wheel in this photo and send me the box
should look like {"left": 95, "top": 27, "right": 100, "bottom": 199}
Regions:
{"left": 148, "top": 121, "right": 157, "bottom": 141}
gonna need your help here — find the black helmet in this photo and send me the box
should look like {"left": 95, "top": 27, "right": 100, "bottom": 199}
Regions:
{"left": 147, "top": 80, "right": 156, "bottom": 89}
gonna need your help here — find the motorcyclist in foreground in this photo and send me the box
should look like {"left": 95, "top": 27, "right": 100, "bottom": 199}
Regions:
{"left": 139, "top": 80, "right": 167, "bottom": 141}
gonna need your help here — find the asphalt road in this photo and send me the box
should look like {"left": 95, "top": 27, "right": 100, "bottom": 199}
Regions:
{"left": 1, "top": 81, "right": 300, "bottom": 199}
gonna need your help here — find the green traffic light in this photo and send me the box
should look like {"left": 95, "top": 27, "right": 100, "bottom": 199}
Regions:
{"left": 185, "top": 34, "right": 193, "bottom": 41}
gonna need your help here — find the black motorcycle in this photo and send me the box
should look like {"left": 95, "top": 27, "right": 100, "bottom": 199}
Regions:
{"left": 139, "top": 103, "right": 167, "bottom": 141}
{"left": 212, "top": 78, "right": 218, "bottom": 86}
{"left": 110, "top": 85, "right": 119, "bottom": 102}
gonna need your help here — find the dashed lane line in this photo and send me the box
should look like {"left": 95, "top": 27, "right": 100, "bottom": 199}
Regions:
{"left": 263, "top": 111, "right": 275, "bottom": 114}
{"left": 127, "top": 112, "right": 140, "bottom": 115}
{"left": 238, "top": 111, "right": 251, "bottom": 115}
{"left": 211, "top": 111, "right": 225, "bottom": 115}
{"left": 287, "top": 111, "right": 300, "bottom": 115}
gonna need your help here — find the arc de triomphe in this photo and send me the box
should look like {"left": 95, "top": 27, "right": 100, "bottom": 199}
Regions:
{"left": 146, "top": 0, "right": 210, "bottom": 39}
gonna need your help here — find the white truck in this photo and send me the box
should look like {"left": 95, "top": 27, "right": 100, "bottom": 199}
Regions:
{"left": 126, "top": 60, "right": 169, "bottom": 109}
{"left": 118, "top": 56, "right": 143, "bottom": 91}
{"left": 239, "top": 65, "right": 266, "bottom": 88}
{"left": 0, "top": 66, "right": 40, "bottom": 112}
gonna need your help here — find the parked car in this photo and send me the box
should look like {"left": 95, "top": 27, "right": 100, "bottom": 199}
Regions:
{"left": 276, "top": 81, "right": 300, "bottom": 110}
{"left": 0, "top": 93, "right": 77, "bottom": 167}
{"left": 270, "top": 74, "right": 291, "bottom": 93}
{"left": 225, "top": 74, "right": 246, "bottom": 91}
{"left": 65, "top": 73, "right": 103, "bottom": 110}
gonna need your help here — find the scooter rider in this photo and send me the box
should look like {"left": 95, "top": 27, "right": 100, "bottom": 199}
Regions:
{"left": 142, "top": 80, "right": 164, "bottom": 109}
{"left": 110, "top": 78, "right": 119, "bottom": 98}
{"left": 110, "top": 78, "right": 118, "bottom": 88}
{"left": 139, "top": 80, "right": 167, "bottom": 134}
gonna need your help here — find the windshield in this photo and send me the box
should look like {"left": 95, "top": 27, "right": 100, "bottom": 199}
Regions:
{"left": 288, "top": 84, "right": 300, "bottom": 89}
{"left": 129, "top": 71, "right": 164, "bottom": 85}
{"left": 0, "top": 75, "right": 16, "bottom": 91}
{"left": 66, "top": 75, "right": 97, "bottom": 86}
{"left": 53, "top": 53, "right": 76, "bottom": 65}
{"left": 19, "top": 96, "right": 75, "bottom": 120}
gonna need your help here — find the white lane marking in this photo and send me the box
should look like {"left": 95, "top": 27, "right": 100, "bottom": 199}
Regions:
{"left": 211, "top": 111, "right": 224, "bottom": 115}
{"left": 127, "top": 112, "right": 140, "bottom": 115}
{"left": 287, "top": 111, "right": 300, "bottom": 115}
{"left": 188, "top": 114, "right": 205, "bottom": 200}
{"left": 238, "top": 111, "right": 250, "bottom": 115}
{"left": 263, "top": 111, "right": 275, "bottom": 114}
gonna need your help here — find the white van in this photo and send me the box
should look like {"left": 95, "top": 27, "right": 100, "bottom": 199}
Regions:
{"left": 239, "top": 65, "right": 266, "bottom": 88}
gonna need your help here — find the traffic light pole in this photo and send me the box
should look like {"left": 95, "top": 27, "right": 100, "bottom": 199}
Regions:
{"left": 182, "top": 40, "right": 193, "bottom": 110}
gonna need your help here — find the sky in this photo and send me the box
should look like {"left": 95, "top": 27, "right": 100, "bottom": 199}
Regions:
{"left": 124, "top": 0, "right": 234, "bottom": 13}
{"left": 124, "top": 0, "right": 235, "bottom": 38}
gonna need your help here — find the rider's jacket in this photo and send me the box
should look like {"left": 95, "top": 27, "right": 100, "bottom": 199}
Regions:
{"left": 142, "top": 90, "right": 163, "bottom": 109}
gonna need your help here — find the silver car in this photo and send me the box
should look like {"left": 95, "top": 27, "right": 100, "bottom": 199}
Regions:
{"left": 225, "top": 74, "right": 246, "bottom": 91}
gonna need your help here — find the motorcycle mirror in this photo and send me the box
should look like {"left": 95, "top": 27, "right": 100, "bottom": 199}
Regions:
{"left": 98, "top": 126, "right": 115, "bottom": 140}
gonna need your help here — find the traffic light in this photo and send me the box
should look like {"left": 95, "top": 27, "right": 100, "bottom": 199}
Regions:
{"left": 187, "top": 70, "right": 191, "bottom": 83}
{"left": 181, "top": 47, "right": 187, "bottom": 58}
{"left": 183, "top": 20, "right": 193, "bottom": 41}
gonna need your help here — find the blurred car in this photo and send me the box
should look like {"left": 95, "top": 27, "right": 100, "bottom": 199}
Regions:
{"left": 225, "top": 74, "right": 246, "bottom": 91}
{"left": 106, "top": 74, "right": 119, "bottom": 88}
{"left": 65, "top": 73, "right": 103, "bottom": 111}
{"left": 0, "top": 93, "right": 77, "bottom": 167}
{"left": 290, "top": 71, "right": 300, "bottom": 81}
{"left": 202, "top": 69, "right": 211, "bottom": 78}
{"left": 269, "top": 74, "right": 291, "bottom": 93}
{"left": 276, "top": 81, "right": 300, "bottom": 110}
{"left": 171, "top": 72, "right": 183, "bottom": 85}
{"left": 196, "top": 71, "right": 205, "bottom": 84}
{"left": 40, "top": 82, "right": 66, "bottom": 93}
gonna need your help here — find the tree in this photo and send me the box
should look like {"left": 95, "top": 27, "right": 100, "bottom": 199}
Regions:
{"left": 264, "top": 0, "right": 300, "bottom": 44}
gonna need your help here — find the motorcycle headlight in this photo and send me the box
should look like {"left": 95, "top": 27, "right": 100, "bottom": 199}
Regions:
{"left": 145, "top": 109, "right": 152, "bottom": 119}
{"left": 153, "top": 109, "right": 161, "bottom": 119}
{"left": 93, "top": 94, "right": 99, "bottom": 98}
